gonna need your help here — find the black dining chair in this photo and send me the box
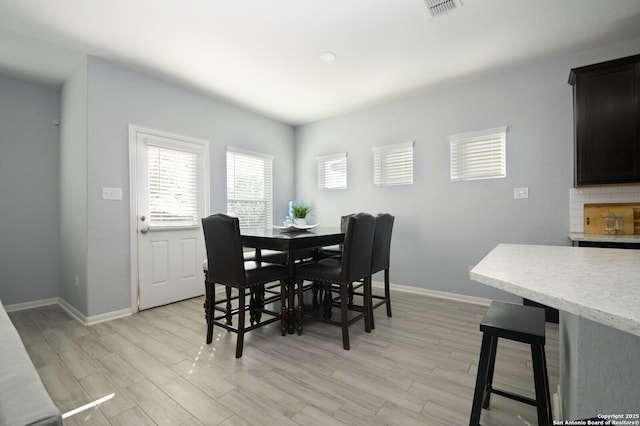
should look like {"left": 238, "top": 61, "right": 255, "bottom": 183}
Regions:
{"left": 327, "top": 213, "right": 395, "bottom": 330}
{"left": 295, "top": 212, "right": 376, "bottom": 350}
{"left": 201, "top": 213, "right": 288, "bottom": 358}
{"left": 356, "top": 213, "right": 394, "bottom": 329}
{"left": 300, "top": 213, "right": 350, "bottom": 304}
{"left": 315, "top": 214, "right": 353, "bottom": 260}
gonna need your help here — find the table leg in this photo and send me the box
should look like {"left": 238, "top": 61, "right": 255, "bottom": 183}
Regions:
{"left": 287, "top": 251, "right": 296, "bottom": 334}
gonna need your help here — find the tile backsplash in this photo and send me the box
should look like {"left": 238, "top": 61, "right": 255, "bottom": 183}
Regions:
{"left": 569, "top": 185, "right": 640, "bottom": 232}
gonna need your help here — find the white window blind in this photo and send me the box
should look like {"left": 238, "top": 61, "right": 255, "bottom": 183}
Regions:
{"left": 373, "top": 141, "right": 414, "bottom": 186}
{"left": 317, "top": 152, "right": 347, "bottom": 189}
{"left": 147, "top": 145, "right": 199, "bottom": 226}
{"left": 227, "top": 147, "right": 273, "bottom": 229}
{"left": 449, "top": 126, "right": 507, "bottom": 182}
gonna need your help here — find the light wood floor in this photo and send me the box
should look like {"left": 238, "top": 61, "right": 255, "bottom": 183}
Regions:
{"left": 9, "top": 289, "right": 558, "bottom": 425}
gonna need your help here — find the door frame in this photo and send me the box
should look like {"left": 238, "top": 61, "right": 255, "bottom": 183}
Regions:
{"left": 128, "top": 124, "right": 210, "bottom": 312}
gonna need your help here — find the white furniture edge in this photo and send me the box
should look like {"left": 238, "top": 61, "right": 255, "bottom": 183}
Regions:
{"left": 470, "top": 243, "right": 640, "bottom": 337}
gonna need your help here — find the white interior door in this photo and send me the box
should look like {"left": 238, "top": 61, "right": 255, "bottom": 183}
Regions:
{"left": 130, "top": 126, "right": 209, "bottom": 311}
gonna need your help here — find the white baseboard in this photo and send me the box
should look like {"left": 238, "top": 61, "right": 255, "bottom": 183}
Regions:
{"left": 3, "top": 298, "right": 59, "bottom": 312}
{"left": 4, "top": 297, "right": 132, "bottom": 326}
{"left": 4, "top": 283, "right": 489, "bottom": 324}
{"left": 373, "top": 281, "right": 492, "bottom": 307}
{"left": 57, "top": 298, "right": 87, "bottom": 324}
{"left": 553, "top": 384, "right": 562, "bottom": 421}
{"left": 57, "top": 298, "right": 132, "bottom": 325}
{"left": 85, "top": 308, "right": 132, "bottom": 326}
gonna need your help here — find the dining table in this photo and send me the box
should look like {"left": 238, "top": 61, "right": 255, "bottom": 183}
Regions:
{"left": 240, "top": 226, "right": 344, "bottom": 334}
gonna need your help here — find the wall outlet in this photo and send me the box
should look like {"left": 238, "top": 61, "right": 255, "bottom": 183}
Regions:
{"left": 514, "top": 187, "right": 529, "bottom": 199}
{"left": 102, "top": 187, "right": 122, "bottom": 200}
{"left": 75, "top": 274, "right": 79, "bottom": 287}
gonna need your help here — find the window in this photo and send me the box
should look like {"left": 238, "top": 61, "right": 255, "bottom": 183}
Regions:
{"left": 449, "top": 126, "right": 507, "bottom": 181}
{"left": 373, "top": 141, "right": 414, "bottom": 186}
{"left": 226, "top": 147, "right": 273, "bottom": 229}
{"left": 147, "top": 144, "right": 199, "bottom": 226}
{"left": 317, "top": 152, "right": 347, "bottom": 189}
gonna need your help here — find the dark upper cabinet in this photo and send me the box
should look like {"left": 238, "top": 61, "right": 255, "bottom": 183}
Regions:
{"left": 569, "top": 55, "right": 640, "bottom": 186}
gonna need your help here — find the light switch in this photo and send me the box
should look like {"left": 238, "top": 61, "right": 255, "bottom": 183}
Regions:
{"left": 102, "top": 187, "right": 122, "bottom": 200}
{"left": 514, "top": 187, "right": 529, "bottom": 199}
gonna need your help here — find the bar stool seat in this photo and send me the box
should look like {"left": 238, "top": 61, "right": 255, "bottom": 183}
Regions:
{"left": 470, "top": 301, "right": 552, "bottom": 426}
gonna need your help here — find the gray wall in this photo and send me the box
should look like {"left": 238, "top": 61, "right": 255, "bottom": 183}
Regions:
{"left": 2, "top": 37, "right": 639, "bottom": 314}
{"left": 80, "top": 57, "right": 296, "bottom": 316}
{"left": 59, "top": 59, "right": 88, "bottom": 313}
{"left": 295, "top": 38, "right": 640, "bottom": 301}
{"left": 0, "top": 74, "right": 60, "bottom": 305}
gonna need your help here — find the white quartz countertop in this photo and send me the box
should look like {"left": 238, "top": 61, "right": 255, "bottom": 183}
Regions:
{"left": 470, "top": 244, "right": 640, "bottom": 337}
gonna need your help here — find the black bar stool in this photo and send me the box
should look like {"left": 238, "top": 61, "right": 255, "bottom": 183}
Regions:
{"left": 470, "top": 301, "right": 552, "bottom": 426}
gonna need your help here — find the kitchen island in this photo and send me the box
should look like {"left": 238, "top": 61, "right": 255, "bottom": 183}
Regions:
{"left": 470, "top": 244, "right": 640, "bottom": 421}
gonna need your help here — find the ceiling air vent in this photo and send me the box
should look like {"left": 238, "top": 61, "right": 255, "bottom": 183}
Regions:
{"left": 424, "top": 0, "right": 462, "bottom": 18}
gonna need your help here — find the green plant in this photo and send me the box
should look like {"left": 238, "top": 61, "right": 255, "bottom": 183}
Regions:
{"left": 291, "top": 204, "right": 311, "bottom": 219}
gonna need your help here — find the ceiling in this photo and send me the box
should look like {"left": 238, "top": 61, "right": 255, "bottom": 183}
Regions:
{"left": 1, "top": 0, "right": 640, "bottom": 125}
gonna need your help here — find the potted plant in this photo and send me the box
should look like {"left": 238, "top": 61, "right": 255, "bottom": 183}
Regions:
{"left": 291, "top": 204, "right": 311, "bottom": 226}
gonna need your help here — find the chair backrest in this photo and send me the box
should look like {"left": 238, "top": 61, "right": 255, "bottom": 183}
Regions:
{"left": 340, "top": 214, "right": 353, "bottom": 232}
{"left": 371, "top": 213, "right": 395, "bottom": 274}
{"left": 201, "top": 214, "right": 246, "bottom": 286}
{"left": 340, "top": 213, "right": 376, "bottom": 283}
{"left": 336, "top": 214, "right": 354, "bottom": 251}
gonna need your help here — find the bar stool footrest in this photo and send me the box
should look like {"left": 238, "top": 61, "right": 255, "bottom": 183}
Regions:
{"left": 489, "top": 387, "right": 537, "bottom": 407}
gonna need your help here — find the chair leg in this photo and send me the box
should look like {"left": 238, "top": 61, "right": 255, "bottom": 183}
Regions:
{"left": 384, "top": 268, "right": 392, "bottom": 317}
{"left": 541, "top": 344, "right": 552, "bottom": 423}
{"left": 482, "top": 335, "right": 498, "bottom": 409}
{"left": 255, "top": 284, "right": 264, "bottom": 324}
{"left": 470, "top": 333, "right": 493, "bottom": 426}
{"left": 364, "top": 276, "right": 372, "bottom": 332}
{"left": 348, "top": 282, "right": 354, "bottom": 306}
{"left": 280, "top": 279, "right": 287, "bottom": 337}
{"left": 531, "top": 344, "right": 552, "bottom": 425}
{"left": 204, "top": 274, "right": 214, "bottom": 344}
{"left": 323, "top": 282, "right": 333, "bottom": 319}
{"left": 287, "top": 278, "right": 296, "bottom": 335}
{"left": 311, "top": 281, "right": 322, "bottom": 306}
{"left": 297, "top": 280, "right": 304, "bottom": 335}
{"left": 340, "top": 283, "right": 350, "bottom": 350}
{"left": 225, "top": 286, "right": 233, "bottom": 326}
{"left": 235, "top": 287, "right": 246, "bottom": 358}
{"left": 312, "top": 281, "right": 319, "bottom": 306}
{"left": 249, "top": 287, "right": 257, "bottom": 326}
